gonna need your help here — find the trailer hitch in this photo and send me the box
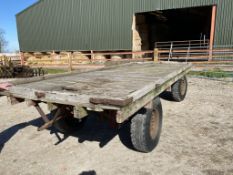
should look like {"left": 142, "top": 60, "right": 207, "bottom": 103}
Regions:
{"left": 29, "top": 100, "right": 64, "bottom": 142}
{"left": 28, "top": 100, "right": 62, "bottom": 131}
{"left": 28, "top": 101, "right": 50, "bottom": 123}
{"left": 37, "top": 111, "right": 62, "bottom": 131}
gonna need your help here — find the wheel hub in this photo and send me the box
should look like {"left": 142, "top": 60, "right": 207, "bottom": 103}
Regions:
{"left": 180, "top": 78, "right": 187, "bottom": 96}
{"left": 150, "top": 110, "right": 159, "bottom": 140}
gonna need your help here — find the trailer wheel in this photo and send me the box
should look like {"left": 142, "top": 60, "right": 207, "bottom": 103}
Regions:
{"left": 171, "top": 76, "right": 188, "bottom": 102}
{"left": 130, "top": 97, "right": 163, "bottom": 153}
{"left": 52, "top": 106, "right": 87, "bottom": 133}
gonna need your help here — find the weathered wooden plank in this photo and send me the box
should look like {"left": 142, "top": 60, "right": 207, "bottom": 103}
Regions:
{"left": 89, "top": 97, "right": 133, "bottom": 107}
{"left": 116, "top": 66, "right": 192, "bottom": 123}
{"left": 5, "top": 62, "right": 138, "bottom": 86}
{"left": 7, "top": 62, "right": 192, "bottom": 110}
{"left": 127, "top": 63, "right": 192, "bottom": 102}
{"left": 9, "top": 86, "right": 91, "bottom": 106}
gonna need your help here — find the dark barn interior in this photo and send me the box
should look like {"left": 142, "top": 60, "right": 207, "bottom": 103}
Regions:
{"left": 134, "top": 6, "right": 213, "bottom": 50}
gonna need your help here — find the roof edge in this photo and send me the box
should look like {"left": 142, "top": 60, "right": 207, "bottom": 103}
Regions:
{"left": 16, "top": 0, "right": 44, "bottom": 17}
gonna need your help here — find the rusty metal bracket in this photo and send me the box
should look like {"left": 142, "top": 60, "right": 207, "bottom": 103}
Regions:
{"left": 35, "top": 104, "right": 50, "bottom": 123}
{"left": 30, "top": 101, "right": 62, "bottom": 131}
{"left": 27, "top": 100, "right": 63, "bottom": 142}
{"left": 35, "top": 91, "right": 46, "bottom": 99}
{"left": 29, "top": 100, "right": 49, "bottom": 123}
{"left": 38, "top": 108, "right": 61, "bottom": 131}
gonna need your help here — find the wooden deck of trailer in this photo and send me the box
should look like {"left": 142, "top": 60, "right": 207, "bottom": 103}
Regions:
{"left": 6, "top": 62, "right": 191, "bottom": 111}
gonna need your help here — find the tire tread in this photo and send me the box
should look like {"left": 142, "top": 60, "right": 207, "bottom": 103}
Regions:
{"left": 130, "top": 98, "right": 163, "bottom": 153}
{"left": 171, "top": 76, "right": 188, "bottom": 102}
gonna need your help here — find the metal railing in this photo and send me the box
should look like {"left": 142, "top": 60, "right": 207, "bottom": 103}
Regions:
{"left": 157, "top": 47, "right": 233, "bottom": 62}
{"left": 155, "top": 40, "right": 210, "bottom": 50}
{"left": 155, "top": 40, "right": 233, "bottom": 62}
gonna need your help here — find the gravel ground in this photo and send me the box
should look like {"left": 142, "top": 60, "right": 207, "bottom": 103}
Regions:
{"left": 0, "top": 77, "right": 233, "bottom": 175}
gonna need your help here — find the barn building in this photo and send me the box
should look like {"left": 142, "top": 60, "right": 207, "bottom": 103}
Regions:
{"left": 16, "top": 0, "right": 233, "bottom": 53}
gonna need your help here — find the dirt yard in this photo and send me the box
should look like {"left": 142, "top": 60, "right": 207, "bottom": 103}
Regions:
{"left": 0, "top": 77, "right": 233, "bottom": 175}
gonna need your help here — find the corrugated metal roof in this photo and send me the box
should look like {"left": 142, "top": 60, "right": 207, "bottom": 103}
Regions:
{"left": 17, "top": 0, "right": 233, "bottom": 52}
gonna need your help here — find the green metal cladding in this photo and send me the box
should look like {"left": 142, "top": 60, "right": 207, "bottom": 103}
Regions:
{"left": 16, "top": 0, "right": 233, "bottom": 52}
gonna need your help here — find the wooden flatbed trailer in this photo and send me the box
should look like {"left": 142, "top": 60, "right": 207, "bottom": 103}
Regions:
{"left": 0, "top": 62, "right": 192, "bottom": 153}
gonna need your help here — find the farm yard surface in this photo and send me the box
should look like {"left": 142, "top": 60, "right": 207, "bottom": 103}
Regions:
{"left": 0, "top": 77, "right": 233, "bottom": 175}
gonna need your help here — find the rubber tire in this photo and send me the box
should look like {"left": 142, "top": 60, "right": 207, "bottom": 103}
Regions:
{"left": 52, "top": 106, "right": 87, "bottom": 134}
{"left": 171, "top": 76, "right": 188, "bottom": 102}
{"left": 130, "top": 97, "right": 163, "bottom": 153}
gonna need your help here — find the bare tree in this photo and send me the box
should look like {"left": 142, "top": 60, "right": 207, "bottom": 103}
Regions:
{"left": 0, "top": 28, "right": 8, "bottom": 53}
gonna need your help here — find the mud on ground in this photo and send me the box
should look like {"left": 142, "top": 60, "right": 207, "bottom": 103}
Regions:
{"left": 0, "top": 77, "right": 233, "bottom": 175}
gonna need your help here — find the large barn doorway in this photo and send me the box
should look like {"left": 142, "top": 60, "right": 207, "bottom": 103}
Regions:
{"left": 132, "top": 6, "right": 215, "bottom": 51}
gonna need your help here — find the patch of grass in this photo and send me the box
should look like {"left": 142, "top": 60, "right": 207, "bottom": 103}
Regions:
{"left": 189, "top": 70, "right": 233, "bottom": 78}
{"left": 44, "top": 68, "right": 68, "bottom": 74}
